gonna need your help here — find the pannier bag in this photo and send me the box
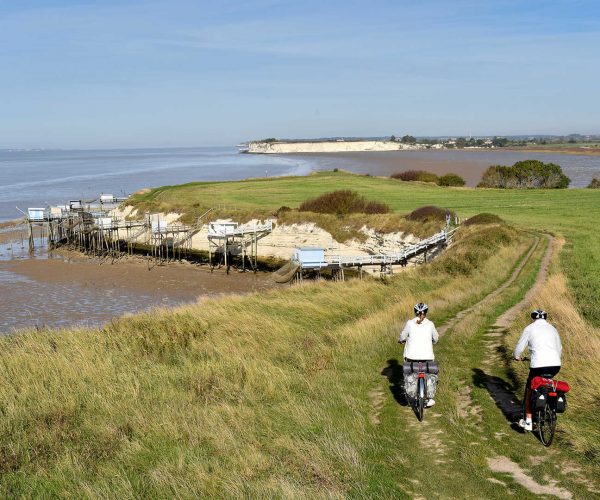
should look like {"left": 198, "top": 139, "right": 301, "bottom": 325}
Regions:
{"left": 530, "top": 377, "right": 569, "bottom": 413}
{"left": 530, "top": 376, "right": 570, "bottom": 393}
{"left": 556, "top": 392, "right": 567, "bottom": 413}
{"left": 426, "top": 374, "right": 438, "bottom": 398}
{"left": 531, "top": 388, "right": 548, "bottom": 411}
{"left": 402, "top": 361, "right": 439, "bottom": 399}
{"left": 404, "top": 372, "right": 418, "bottom": 399}
{"left": 402, "top": 361, "right": 439, "bottom": 375}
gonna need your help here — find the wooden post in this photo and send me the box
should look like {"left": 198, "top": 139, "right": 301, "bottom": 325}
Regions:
{"left": 28, "top": 222, "right": 34, "bottom": 253}
{"left": 242, "top": 238, "right": 246, "bottom": 272}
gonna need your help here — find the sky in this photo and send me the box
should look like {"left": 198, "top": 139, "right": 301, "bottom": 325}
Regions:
{"left": 1, "top": 0, "right": 599, "bottom": 149}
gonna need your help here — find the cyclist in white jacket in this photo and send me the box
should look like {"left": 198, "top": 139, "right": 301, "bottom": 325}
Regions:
{"left": 399, "top": 302, "right": 439, "bottom": 406}
{"left": 513, "top": 309, "right": 562, "bottom": 431}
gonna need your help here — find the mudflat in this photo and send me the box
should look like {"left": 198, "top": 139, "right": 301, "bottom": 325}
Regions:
{"left": 0, "top": 244, "right": 276, "bottom": 332}
{"left": 5, "top": 252, "right": 275, "bottom": 298}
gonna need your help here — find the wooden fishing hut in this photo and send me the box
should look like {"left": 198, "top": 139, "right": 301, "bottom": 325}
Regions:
{"left": 207, "top": 219, "right": 273, "bottom": 273}
{"left": 148, "top": 214, "right": 193, "bottom": 264}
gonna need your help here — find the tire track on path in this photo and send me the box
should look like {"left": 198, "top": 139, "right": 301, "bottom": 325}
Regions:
{"left": 437, "top": 233, "right": 543, "bottom": 336}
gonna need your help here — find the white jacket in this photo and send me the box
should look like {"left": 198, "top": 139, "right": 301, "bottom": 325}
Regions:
{"left": 513, "top": 319, "right": 562, "bottom": 368}
{"left": 399, "top": 317, "right": 439, "bottom": 360}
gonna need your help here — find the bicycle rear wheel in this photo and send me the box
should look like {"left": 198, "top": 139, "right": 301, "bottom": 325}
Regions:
{"left": 537, "top": 403, "right": 556, "bottom": 446}
{"left": 416, "top": 378, "right": 425, "bottom": 422}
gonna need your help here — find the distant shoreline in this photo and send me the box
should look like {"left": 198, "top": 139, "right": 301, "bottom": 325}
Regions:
{"left": 504, "top": 146, "right": 600, "bottom": 156}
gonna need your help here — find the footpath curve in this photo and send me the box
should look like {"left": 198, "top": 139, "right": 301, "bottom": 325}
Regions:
{"left": 437, "top": 233, "right": 549, "bottom": 337}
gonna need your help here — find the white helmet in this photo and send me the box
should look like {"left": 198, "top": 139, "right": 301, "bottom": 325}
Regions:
{"left": 531, "top": 309, "right": 547, "bottom": 320}
{"left": 414, "top": 302, "right": 429, "bottom": 315}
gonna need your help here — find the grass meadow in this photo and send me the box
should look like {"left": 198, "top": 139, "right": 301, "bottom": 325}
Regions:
{"left": 1, "top": 171, "right": 599, "bottom": 496}
{"left": 131, "top": 170, "right": 600, "bottom": 325}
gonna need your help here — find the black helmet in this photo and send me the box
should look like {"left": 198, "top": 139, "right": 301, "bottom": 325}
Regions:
{"left": 531, "top": 309, "right": 547, "bottom": 320}
{"left": 414, "top": 302, "right": 429, "bottom": 315}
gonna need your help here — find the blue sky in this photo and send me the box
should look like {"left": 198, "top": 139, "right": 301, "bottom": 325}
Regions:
{"left": 1, "top": 0, "right": 599, "bottom": 148}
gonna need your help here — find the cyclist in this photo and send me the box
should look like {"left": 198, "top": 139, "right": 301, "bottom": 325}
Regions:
{"left": 398, "top": 302, "right": 439, "bottom": 407}
{"left": 513, "top": 309, "right": 562, "bottom": 431}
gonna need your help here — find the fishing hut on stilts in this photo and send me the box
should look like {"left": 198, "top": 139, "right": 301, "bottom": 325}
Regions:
{"left": 207, "top": 219, "right": 273, "bottom": 273}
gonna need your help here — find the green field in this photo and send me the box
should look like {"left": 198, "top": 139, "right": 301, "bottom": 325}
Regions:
{"left": 1, "top": 172, "right": 599, "bottom": 496}
{"left": 131, "top": 171, "right": 600, "bottom": 325}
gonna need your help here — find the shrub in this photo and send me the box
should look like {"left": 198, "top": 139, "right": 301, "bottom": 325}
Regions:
{"left": 587, "top": 177, "right": 600, "bottom": 189}
{"left": 430, "top": 224, "right": 517, "bottom": 276}
{"left": 477, "top": 160, "right": 570, "bottom": 189}
{"left": 298, "top": 190, "right": 390, "bottom": 215}
{"left": 438, "top": 173, "right": 466, "bottom": 187}
{"left": 406, "top": 205, "right": 455, "bottom": 223}
{"left": 275, "top": 206, "right": 291, "bottom": 216}
{"left": 364, "top": 201, "right": 391, "bottom": 214}
{"left": 391, "top": 170, "right": 439, "bottom": 183}
{"left": 463, "top": 213, "right": 504, "bottom": 226}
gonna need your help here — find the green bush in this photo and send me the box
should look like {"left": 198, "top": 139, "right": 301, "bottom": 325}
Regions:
{"left": 463, "top": 213, "right": 504, "bottom": 226}
{"left": 391, "top": 170, "right": 439, "bottom": 183}
{"left": 406, "top": 205, "right": 455, "bottom": 223}
{"left": 438, "top": 173, "right": 466, "bottom": 187}
{"left": 587, "top": 177, "right": 600, "bottom": 189}
{"left": 298, "top": 190, "right": 390, "bottom": 215}
{"left": 478, "top": 160, "right": 570, "bottom": 189}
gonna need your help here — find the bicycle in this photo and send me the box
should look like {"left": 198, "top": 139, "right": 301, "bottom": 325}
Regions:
{"left": 402, "top": 360, "right": 438, "bottom": 422}
{"left": 515, "top": 357, "right": 569, "bottom": 447}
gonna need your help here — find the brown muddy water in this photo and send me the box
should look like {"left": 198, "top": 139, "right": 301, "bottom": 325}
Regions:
{"left": 301, "top": 149, "right": 600, "bottom": 186}
{"left": 0, "top": 225, "right": 276, "bottom": 333}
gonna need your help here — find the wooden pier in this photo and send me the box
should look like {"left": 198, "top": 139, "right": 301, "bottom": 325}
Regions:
{"left": 278, "top": 226, "right": 457, "bottom": 283}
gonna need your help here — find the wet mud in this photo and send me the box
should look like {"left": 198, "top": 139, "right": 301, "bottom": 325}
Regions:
{"left": 0, "top": 231, "right": 277, "bottom": 333}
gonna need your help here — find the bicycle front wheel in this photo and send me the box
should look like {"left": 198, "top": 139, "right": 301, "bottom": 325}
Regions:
{"left": 537, "top": 404, "right": 556, "bottom": 446}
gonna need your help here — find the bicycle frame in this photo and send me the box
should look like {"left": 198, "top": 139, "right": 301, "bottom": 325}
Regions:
{"left": 529, "top": 377, "right": 559, "bottom": 446}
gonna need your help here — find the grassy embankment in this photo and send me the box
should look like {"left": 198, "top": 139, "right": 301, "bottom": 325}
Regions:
{"left": 131, "top": 171, "right": 600, "bottom": 325}
{"left": 131, "top": 171, "right": 600, "bottom": 475}
{"left": 0, "top": 223, "right": 541, "bottom": 496}
{"left": 1, "top": 171, "right": 599, "bottom": 496}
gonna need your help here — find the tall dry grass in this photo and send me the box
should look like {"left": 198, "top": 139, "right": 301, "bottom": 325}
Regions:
{"left": 0, "top": 224, "right": 533, "bottom": 496}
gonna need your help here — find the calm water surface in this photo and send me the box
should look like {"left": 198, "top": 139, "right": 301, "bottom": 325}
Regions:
{"left": 1, "top": 146, "right": 598, "bottom": 332}
{"left": 0, "top": 147, "right": 313, "bottom": 222}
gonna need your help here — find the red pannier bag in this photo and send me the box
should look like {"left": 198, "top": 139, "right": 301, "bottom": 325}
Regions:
{"left": 530, "top": 376, "right": 570, "bottom": 393}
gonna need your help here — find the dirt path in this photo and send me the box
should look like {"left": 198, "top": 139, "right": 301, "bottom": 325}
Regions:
{"left": 373, "top": 236, "right": 541, "bottom": 426}
{"left": 374, "top": 231, "right": 600, "bottom": 497}
{"left": 437, "top": 234, "right": 543, "bottom": 336}
{"left": 493, "top": 233, "right": 554, "bottom": 329}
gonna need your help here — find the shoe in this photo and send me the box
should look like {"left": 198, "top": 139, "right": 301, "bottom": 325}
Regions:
{"left": 426, "top": 399, "right": 435, "bottom": 408}
{"left": 518, "top": 418, "right": 533, "bottom": 431}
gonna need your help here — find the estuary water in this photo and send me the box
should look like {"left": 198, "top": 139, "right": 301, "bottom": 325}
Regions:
{"left": 0, "top": 145, "right": 598, "bottom": 333}
{"left": 1, "top": 146, "right": 599, "bottom": 222}
{"left": 0, "top": 147, "right": 313, "bottom": 223}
